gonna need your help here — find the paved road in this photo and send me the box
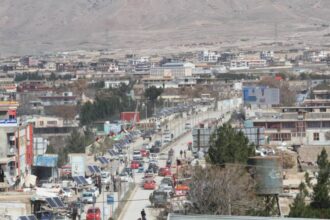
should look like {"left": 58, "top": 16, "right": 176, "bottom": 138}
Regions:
{"left": 119, "top": 108, "right": 234, "bottom": 220}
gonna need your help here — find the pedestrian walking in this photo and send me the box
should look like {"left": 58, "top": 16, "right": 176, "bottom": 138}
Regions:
{"left": 180, "top": 150, "right": 183, "bottom": 158}
{"left": 141, "top": 209, "right": 146, "bottom": 220}
{"left": 183, "top": 150, "right": 186, "bottom": 159}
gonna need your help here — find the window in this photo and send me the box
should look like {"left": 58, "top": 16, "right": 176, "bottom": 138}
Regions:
{"left": 313, "top": 133, "right": 320, "bottom": 141}
{"left": 47, "top": 121, "right": 57, "bottom": 125}
{"left": 307, "top": 121, "right": 321, "bottom": 128}
{"left": 39, "top": 121, "right": 44, "bottom": 126}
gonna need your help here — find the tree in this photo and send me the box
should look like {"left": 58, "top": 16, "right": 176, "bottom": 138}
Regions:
{"left": 208, "top": 123, "right": 255, "bottom": 165}
{"left": 144, "top": 86, "right": 163, "bottom": 102}
{"left": 289, "top": 182, "right": 309, "bottom": 217}
{"left": 188, "top": 165, "right": 261, "bottom": 215}
{"left": 311, "top": 148, "right": 330, "bottom": 209}
{"left": 259, "top": 77, "right": 296, "bottom": 106}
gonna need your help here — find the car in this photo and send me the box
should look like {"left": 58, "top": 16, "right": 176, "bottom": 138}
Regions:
{"left": 159, "top": 184, "right": 174, "bottom": 195}
{"left": 143, "top": 143, "right": 152, "bottom": 150}
{"left": 124, "top": 167, "right": 133, "bottom": 176}
{"left": 158, "top": 167, "right": 172, "bottom": 176}
{"left": 150, "top": 146, "right": 160, "bottom": 153}
{"left": 148, "top": 163, "right": 159, "bottom": 173}
{"left": 119, "top": 172, "right": 131, "bottom": 182}
{"left": 149, "top": 153, "right": 158, "bottom": 161}
{"left": 140, "top": 149, "right": 149, "bottom": 157}
{"left": 161, "top": 177, "right": 173, "bottom": 186}
{"left": 82, "top": 191, "right": 94, "bottom": 204}
{"left": 143, "top": 179, "right": 156, "bottom": 190}
{"left": 144, "top": 170, "right": 154, "bottom": 179}
{"left": 131, "top": 161, "right": 140, "bottom": 169}
{"left": 133, "top": 150, "right": 143, "bottom": 161}
{"left": 185, "top": 123, "right": 192, "bottom": 130}
{"left": 101, "top": 172, "right": 111, "bottom": 184}
{"left": 86, "top": 207, "right": 101, "bottom": 220}
{"left": 86, "top": 187, "right": 99, "bottom": 198}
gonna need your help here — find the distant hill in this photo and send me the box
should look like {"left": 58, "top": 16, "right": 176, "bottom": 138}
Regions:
{"left": 1, "top": 0, "right": 330, "bottom": 55}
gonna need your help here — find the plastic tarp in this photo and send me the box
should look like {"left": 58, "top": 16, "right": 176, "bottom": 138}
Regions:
{"left": 34, "top": 155, "right": 58, "bottom": 167}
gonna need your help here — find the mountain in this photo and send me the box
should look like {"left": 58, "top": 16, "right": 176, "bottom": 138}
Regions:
{"left": 1, "top": 0, "right": 330, "bottom": 55}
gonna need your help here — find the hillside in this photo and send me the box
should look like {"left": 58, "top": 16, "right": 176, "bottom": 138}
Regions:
{"left": 1, "top": 0, "right": 330, "bottom": 55}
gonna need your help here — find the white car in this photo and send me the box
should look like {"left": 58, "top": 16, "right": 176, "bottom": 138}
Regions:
{"left": 119, "top": 172, "right": 131, "bottom": 182}
{"left": 85, "top": 187, "right": 99, "bottom": 198}
{"left": 143, "top": 143, "right": 152, "bottom": 150}
{"left": 101, "top": 171, "right": 111, "bottom": 184}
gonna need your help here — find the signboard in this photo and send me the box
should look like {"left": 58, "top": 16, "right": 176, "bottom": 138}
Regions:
{"left": 243, "top": 87, "right": 280, "bottom": 105}
{"left": 34, "top": 155, "right": 58, "bottom": 167}
{"left": 107, "top": 194, "right": 114, "bottom": 205}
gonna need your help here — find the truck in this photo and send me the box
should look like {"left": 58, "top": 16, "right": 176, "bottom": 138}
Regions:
{"left": 120, "top": 112, "right": 140, "bottom": 122}
{"left": 69, "top": 154, "right": 86, "bottom": 177}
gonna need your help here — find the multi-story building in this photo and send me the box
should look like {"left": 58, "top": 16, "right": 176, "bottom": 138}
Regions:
{"left": 38, "top": 92, "right": 77, "bottom": 106}
{"left": 150, "top": 62, "right": 195, "bottom": 78}
{"left": 248, "top": 106, "right": 330, "bottom": 146}
{"left": 198, "top": 50, "right": 220, "bottom": 63}
{"left": 0, "top": 102, "right": 34, "bottom": 188}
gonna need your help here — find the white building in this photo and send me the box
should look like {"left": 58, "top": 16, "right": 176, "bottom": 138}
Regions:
{"left": 198, "top": 50, "right": 220, "bottom": 63}
{"left": 150, "top": 62, "right": 195, "bottom": 78}
{"left": 104, "top": 80, "right": 130, "bottom": 89}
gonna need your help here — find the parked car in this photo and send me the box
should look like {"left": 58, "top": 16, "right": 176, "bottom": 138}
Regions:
{"left": 86, "top": 207, "right": 101, "bottom": 220}
{"left": 143, "top": 179, "right": 156, "bottom": 190}
{"left": 158, "top": 167, "right": 172, "bottom": 176}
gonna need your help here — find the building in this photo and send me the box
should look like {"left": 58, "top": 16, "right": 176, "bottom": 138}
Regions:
{"left": 230, "top": 58, "right": 267, "bottom": 70}
{"left": 243, "top": 86, "right": 280, "bottom": 106}
{"left": 198, "top": 50, "right": 220, "bottom": 63}
{"left": 150, "top": 62, "right": 195, "bottom": 78}
{"left": 104, "top": 80, "right": 130, "bottom": 89}
{"left": 248, "top": 106, "right": 330, "bottom": 146}
{"left": 38, "top": 92, "right": 77, "bottom": 106}
{"left": 0, "top": 102, "right": 34, "bottom": 188}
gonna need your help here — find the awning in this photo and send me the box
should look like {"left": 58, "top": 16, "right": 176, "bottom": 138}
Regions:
{"left": 34, "top": 155, "right": 58, "bottom": 167}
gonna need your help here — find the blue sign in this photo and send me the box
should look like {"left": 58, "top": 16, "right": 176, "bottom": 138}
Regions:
{"left": 34, "top": 155, "right": 58, "bottom": 167}
{"left": 107, "top": 195, "right": 114, "bottom": 205}
{"left": 0, "top": 119, "right": 17, "bottom": 124}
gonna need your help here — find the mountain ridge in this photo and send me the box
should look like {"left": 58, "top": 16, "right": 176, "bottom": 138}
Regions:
{"left": 1, "top": 0, "right": 330, "bottom": 55}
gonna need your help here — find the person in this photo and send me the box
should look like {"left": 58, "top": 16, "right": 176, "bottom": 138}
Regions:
{"left": 72, "top": 203, "right": 78, "bottom": 220}
{"left": 141, "top": 209, "right": 146, "bottom": 220}
{"left": 183, "top": 150, "right": 186, "bottom": 159}
{"left": 180, "top": 150, "right": 183, "bottom": 158}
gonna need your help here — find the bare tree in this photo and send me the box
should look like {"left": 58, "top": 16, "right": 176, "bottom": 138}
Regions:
{"left": 188, "top": 165, "right": 262, "bottom": 215}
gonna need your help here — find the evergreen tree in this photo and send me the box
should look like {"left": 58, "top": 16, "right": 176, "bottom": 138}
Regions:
{"left": 208, "top": 123, "right": 255, "bottom": 165}
{"left": 311, "top": 148, "right": 330, "bottom": 209}
{"left": 289, "top": 182, "right": 308, "bottom": 217}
